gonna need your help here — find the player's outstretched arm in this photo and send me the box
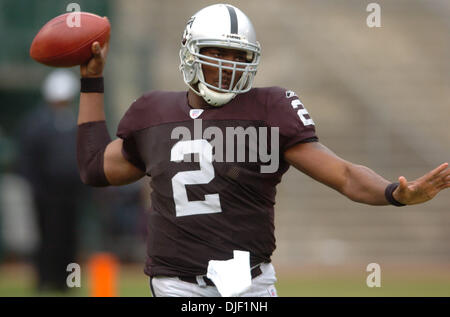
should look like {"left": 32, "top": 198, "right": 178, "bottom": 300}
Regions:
{"left": 77, "top": 40, "right": 145, "bottom": 187}
{"left": 284, "top": 142, "right": 450, "bottom": 206}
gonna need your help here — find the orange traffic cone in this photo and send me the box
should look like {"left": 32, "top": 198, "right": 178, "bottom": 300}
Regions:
{"left": 88, "top": 252, "right": 119, "bottom": 297}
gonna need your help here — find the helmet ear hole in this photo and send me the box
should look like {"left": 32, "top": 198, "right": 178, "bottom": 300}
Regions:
{"left": 246, "top": 51, "right": 253, "bottom": 62}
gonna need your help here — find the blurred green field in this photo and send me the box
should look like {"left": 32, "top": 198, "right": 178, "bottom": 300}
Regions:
{"left": 1, "top": 262, "right": 450, "bottom": 297}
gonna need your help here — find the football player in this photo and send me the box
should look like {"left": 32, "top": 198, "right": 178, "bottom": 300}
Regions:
{"left": 76, "top": 4, "right": 450, "bottom": 297}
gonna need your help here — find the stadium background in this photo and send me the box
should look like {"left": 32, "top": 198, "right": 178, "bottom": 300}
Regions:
{"left": 0, "top": 0, "right": 449, "bottom": 296}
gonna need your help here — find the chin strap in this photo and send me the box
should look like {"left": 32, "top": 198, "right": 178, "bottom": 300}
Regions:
{"left": 198, "top": 82, "right": 236, "bottom": 107}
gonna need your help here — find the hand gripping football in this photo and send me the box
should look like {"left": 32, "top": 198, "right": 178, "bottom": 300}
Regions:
{"left": 30, "top": 12, "right": 110, "bottom": 67}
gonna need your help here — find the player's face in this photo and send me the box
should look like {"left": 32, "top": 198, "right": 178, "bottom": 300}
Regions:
{"left": 200, "top": 47, "right": 247, "bottom": 92}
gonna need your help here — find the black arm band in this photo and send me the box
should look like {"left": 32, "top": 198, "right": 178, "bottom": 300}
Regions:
{"left": 80, "top": 77, "right": 104, "bottom": 93}
{"left": 384, "top": 182, "right": 406, "bottom": 207}
{"left": 77, "top": 121, "right": 111, "bottom": 187}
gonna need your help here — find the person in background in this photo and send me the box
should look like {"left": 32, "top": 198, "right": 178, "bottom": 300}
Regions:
{"left": 17, "top": 70, "right": 87, "bottom": 292}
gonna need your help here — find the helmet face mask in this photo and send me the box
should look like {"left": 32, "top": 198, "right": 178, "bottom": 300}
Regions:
{"left": 179, "top": 4, "right": 261, "bottom": 107}
{"left": 193, "top": 44, "right": 259, "bottom": 92}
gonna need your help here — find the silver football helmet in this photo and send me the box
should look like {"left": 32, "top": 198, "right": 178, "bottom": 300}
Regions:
{"left": 179, "top": 4, "right": 261, "bottom": 106}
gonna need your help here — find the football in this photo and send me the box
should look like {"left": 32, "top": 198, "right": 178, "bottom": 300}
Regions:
{"left": 30, "top": 12, "right": 110, "bottom": 67}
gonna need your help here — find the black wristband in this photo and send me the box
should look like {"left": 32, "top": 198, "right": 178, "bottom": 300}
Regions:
{"left": 385, "top": 182, "right": 406, "bottom": 206}
{"left": 80, "top": 77, "right": 104, "bottom": 93}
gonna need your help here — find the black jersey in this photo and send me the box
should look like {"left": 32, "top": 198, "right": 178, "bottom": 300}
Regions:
{"left": 117, "top": 86, "right": 317, "bottom": 277}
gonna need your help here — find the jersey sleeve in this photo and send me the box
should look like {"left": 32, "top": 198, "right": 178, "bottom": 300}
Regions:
{"left": 265, "top": 87, "right": 318, "bottom": 152}
{"left": 116, "top": 96, "right": 147, "bottom": 172}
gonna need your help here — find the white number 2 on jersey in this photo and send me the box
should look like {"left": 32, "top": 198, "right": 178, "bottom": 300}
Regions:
{"left": 291, "top": 99, "right": 315, "bottom": 126}
{"left": 170, "top": 139, "right": 222, "bottom": 217}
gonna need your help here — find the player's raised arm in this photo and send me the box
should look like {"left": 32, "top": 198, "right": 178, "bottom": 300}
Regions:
{"left": 77, "top": 41, "right": 145, "bottom": 187}
{"left": 78, "top": 41, "right": 108, "bottom": 124}
{"left": 284, "top": 141, "right": 450, "bottom": 206}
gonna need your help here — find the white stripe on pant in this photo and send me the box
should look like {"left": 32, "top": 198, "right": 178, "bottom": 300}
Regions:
{"left": 150, "top": 262, "right": 278, "bottom": 297}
